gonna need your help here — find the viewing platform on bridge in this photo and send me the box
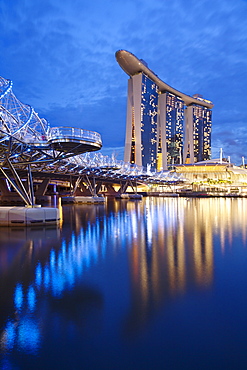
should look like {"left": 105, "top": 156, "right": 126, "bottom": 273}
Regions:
{"left": 47, "top": 127, "right": 102, "bottom": 154}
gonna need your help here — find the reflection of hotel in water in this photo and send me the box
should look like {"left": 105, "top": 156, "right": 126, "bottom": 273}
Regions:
{"left": 125, "top": 198, "right": 247, "bottom": 330}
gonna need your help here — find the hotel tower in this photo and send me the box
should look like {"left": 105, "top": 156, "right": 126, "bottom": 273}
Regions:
{"left": 116, "top": 50, "right": 213, "bottom": 170}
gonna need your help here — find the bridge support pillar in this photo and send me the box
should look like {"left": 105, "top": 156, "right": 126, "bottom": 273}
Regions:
{"left": 35, "top": 178, "right": 50, "bottom": 196}
{"left": 0, "top": 178, "right": 11, "bottom": 196}
{"left": 118, "top": 180, "right": 138, "bottom": 195}
{"left": 73, "top": 176, "right": 97, "bottom": 196}
{"left": 0, "top": 178, "right": 23, "bottom": 204}
{"left": 95, "top": 182, "right": 102, "bottom": 195}
{"left": 104, "top": 184, "right": 118, "bottom": 196}
{"left": 73, "top": 182, "right": 91, "bottom": 196}
{"left": 119, "top": 181, "right": 129, "bottom": 194}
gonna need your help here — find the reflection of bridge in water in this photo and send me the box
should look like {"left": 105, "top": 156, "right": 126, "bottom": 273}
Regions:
{"left": 0, "top": 76, "right": 183, "bottom": 206}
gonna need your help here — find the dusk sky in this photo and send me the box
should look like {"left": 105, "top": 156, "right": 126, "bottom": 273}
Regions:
{"left": 1, "top": 0, "right": 247, "bottom": 164}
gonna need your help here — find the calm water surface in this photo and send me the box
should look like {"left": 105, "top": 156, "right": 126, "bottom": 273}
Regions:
{"left": 1, "top": 197, "right": 247, "bottom": 369}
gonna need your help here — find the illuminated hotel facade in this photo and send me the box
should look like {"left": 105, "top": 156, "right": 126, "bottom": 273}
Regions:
{"left": 116, "top": 50, "right": 213, "bottom": 170}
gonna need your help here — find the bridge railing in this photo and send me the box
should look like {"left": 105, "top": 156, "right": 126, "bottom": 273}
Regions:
{"left": 48, "top": 126, "right": 102, "bottom": 145}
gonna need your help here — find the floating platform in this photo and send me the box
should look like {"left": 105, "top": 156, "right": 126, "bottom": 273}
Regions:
{"left": 158, "top": 193, "right": 179, "bottom": 197}
{"left": 75, "top": 196, "right": 105, "bottom": 204}
{"left": 117, "top": 194, "right": 143, "bottom": 200}
{"left": 146, "top": 192, "right": 179, "bottom": 197}
{"left": 0, "top": 206, "right": 60, "bottom": 226}
{"left": 62, "top": 196, "right": 105, "bottom": 204}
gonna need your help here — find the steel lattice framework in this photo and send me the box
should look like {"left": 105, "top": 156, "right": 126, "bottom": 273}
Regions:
{"left": 0, "top": 77, "right": 49, "bottom": 143}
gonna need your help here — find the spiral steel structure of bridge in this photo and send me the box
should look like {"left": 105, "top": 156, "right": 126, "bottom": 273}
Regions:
{"left": 0, "top": 75, "right": 184, "bottom": 206}
{"left": 0, "top": 76, "right": 103, "bottom": 205}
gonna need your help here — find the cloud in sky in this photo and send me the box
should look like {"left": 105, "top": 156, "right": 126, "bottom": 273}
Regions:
{"left": 1, "top": 0, "right": 247, "bottom": 164}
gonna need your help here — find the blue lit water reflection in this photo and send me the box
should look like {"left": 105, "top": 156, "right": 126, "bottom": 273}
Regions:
{"left": 1, "top": 197, "right": 247, "bottom": 369}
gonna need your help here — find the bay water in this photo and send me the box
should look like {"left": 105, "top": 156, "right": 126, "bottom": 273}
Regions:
{"left": 1, "top": 197, "right": 247, "bottom": 369}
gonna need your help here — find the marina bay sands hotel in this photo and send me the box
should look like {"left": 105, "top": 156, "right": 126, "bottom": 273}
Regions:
{"left": 116, "top": 50, "right": 213, "bottom": 171}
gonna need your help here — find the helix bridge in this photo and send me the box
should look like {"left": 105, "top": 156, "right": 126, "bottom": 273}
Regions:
{"left": 0, "top": 76, "right": 183, "bottom": 207}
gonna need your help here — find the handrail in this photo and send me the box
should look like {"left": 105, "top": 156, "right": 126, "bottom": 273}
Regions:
{"left": 48, "top": 126, "right": 102, "bottom": 145}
